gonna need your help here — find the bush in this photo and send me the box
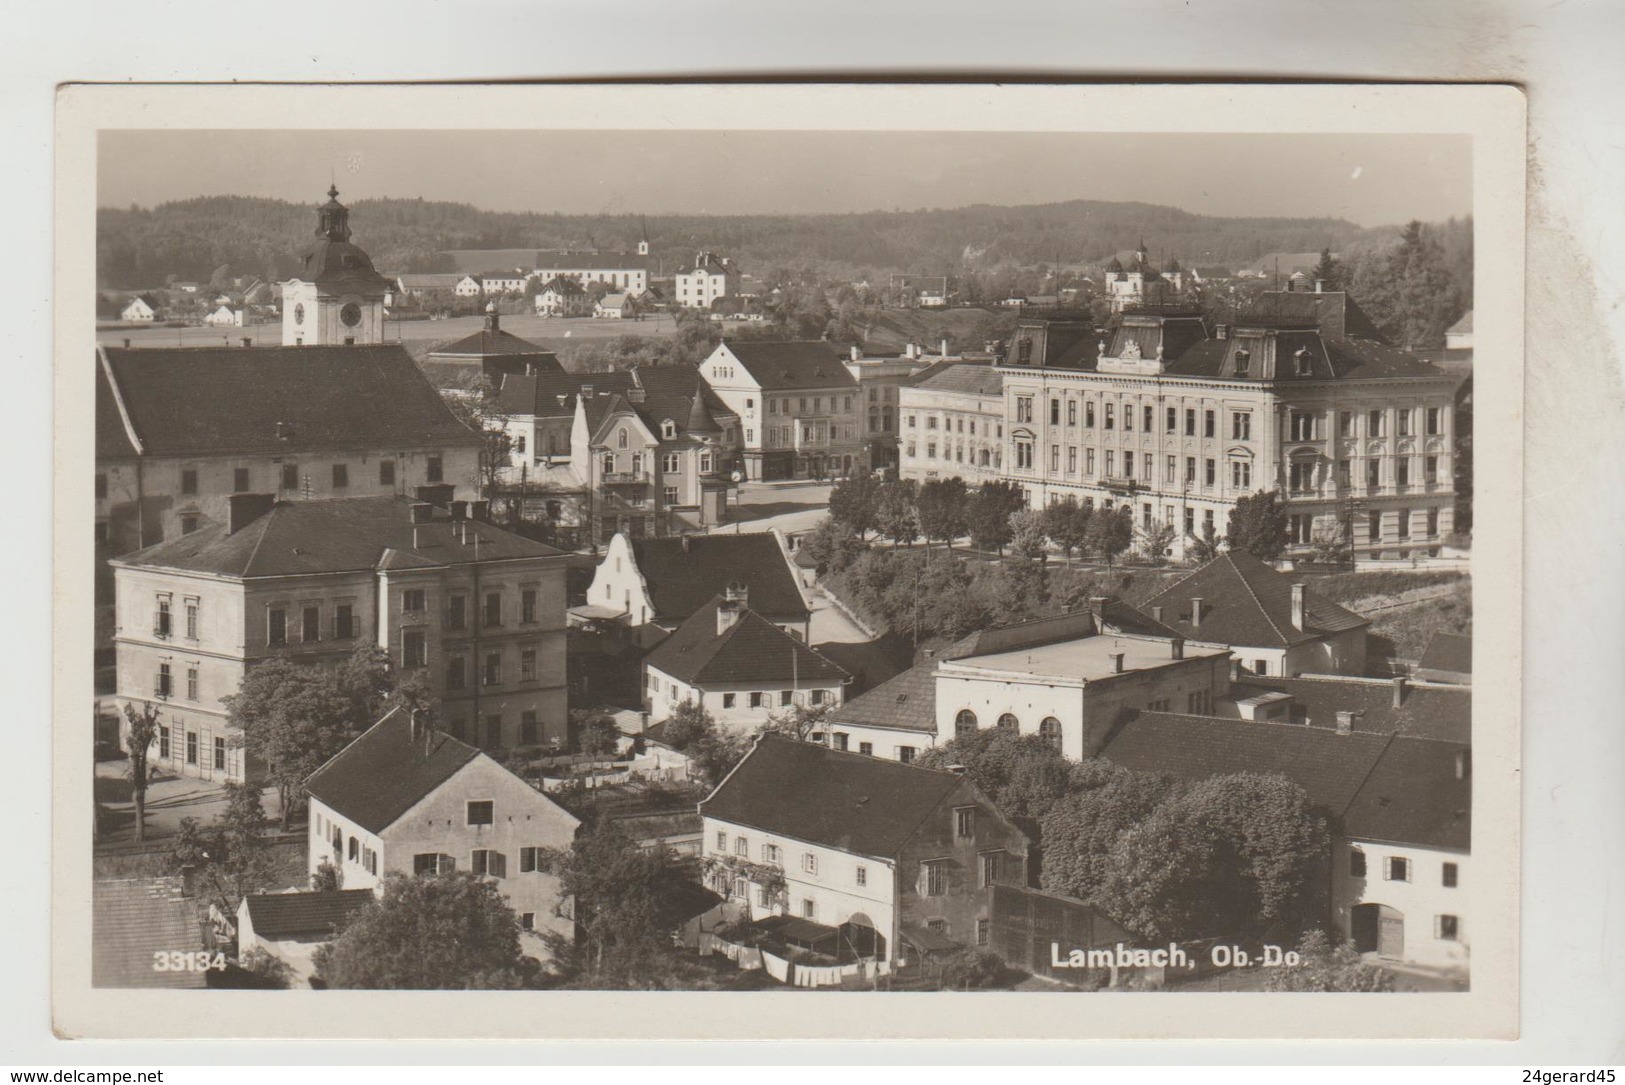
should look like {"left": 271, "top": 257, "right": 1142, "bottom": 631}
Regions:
{"left": 937, "top": 948, "right": 1007, "bottom": 990}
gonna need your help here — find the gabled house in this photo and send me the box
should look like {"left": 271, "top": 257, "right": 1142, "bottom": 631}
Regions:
{"left": 533, "top": 277, "right": 590, "bottom": 317}
{"left": 421, "top": 306, "right": 564, "bottom": 386}
{"left": 582, "top": 530, "right": 810, "bottom": 642}
{"left": 643, "top": 587, "right": 849, "bottom": 734}
{"left": 120, "top": 294, "right": 162, "bottom": 322}
{"left": 699, "top": 340, "right": 863, "bottom": 481}
{"left": 699, "top": 733, "right": 1031, "bottom": 968}
{"left": 304, "top": 707, "right": 581, "bottom": 947}
{"left": 235, "top": 889, "right": 375, "bottom": 985}
{"left": 1140, "top": 552, "right": 1369, "bottom": 677}
{"left": 595, "top": 292, "right": 630, "bottom": 319}
{"left": 203, "top": 304, "right": 242, "bottom": 327}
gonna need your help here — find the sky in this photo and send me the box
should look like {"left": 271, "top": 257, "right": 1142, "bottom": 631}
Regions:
{"left": 98, "top": 130, "right": 1472, "bottom": 227}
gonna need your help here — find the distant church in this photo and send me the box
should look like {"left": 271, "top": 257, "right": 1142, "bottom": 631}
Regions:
{"left": 280, "top": 184, "right": 394, "bottom": 346}
{"left": 1105, "top": 239, "right": 1185, "bottom": 313}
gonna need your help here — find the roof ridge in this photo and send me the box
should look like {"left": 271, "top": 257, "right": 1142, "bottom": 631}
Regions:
{"left": 1229, "top": 553, "right": 1293, "bottom": 644}
{"left": 98, "top": 347, "right": 146, "bottom": 456}
{"left": 1339, "top": 732, "right": 1400, "bottom": 820}
{"left": 236, "top": 501, "right": 280, "bottom": 577}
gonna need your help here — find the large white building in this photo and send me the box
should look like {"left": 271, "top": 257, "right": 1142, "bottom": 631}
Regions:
{"left": 699, "top": 340, "right": 864, "bottom": 481}
{"left": 674, "top": 252, "right": 738, "bottom": 309}
{"left": 898, "top": 361, "right": 1006, "bottom": 485}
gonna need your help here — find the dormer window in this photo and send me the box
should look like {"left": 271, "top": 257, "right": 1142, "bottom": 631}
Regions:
{"left": 661, "top": 420, "right": 676, "bottom": 440}
{"left": 1234, "top": 348, "right": 1250, "bottom": 377}
{"left": 1294, "top": 348, "right": 1313, "bottom": 376}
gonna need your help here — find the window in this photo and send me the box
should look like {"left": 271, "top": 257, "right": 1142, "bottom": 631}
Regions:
{"left": 1231, "top": 412, "right": 1251, "bottom": 440}
{"left": 955, "top": 808, "right": 976, "bottom": 839}
{"left": 401, "top": 630, "right": 426, "bottom": 669}
{"left": 1368, "top": 409, "right": 1386, "bottom": 437}
{"left": 1350, "top": 848, "right": 1367, "bottom": 878}
{"left": 716, "top": 831, "right": 727, "bottom": 852}
{"left": 379, "top": 460, "right": 395, "bottom": 486}
{"left": 1104, "top": 403, "right": 1114, "bottom": 430}
{"left": 1123, "top": 405, "right": 1133, "bottom": 432}
{"left": 981, "top": 852, "right": 1002, "bottom": 888}
{"left": 1123, "top": 451, "right": 1134, "bottom": 478}
{"left": 1143, "top": 405, "right": 1154, "bottom": 432}
{"left": 1039, "top": 717, "right": 1062, "bottom": 751}
{"left": 484, "top": 592, "right": 502, "bottom": 627}
{"left": 1050, "top": 445, "right": 1060, "bottom": 472}
{"left": 520, "top": 912, "right": 535, "bottom": 931}
{"left": 1204, "top": 409, "right": 1215, "bottom": 438}
{"left": 1184, "top": 456, "right": 1196, "bottom": 484}
{"left": 1294, "top": 348, "right": 1314, "bottom": 376}
{"left": 267, "top": 607, "right": 286, "bottom": 647}
{"left": 762, "top": 843, "right": 782, "bottom": 865}
{"left": 233, "top": 467, "right": 250, "bottom": 493}
{"left": 1067, "top": 446, "right": 1078, "bottom": 475}
{"left": 1442, "top": 862, "right": 1459, "bottom": 888}
{"left": 181, "top": 468, "right": 198, "bottom": 495}
{"left": 1339, "top": 411, "right": 1355, "bottom": 438}
{"left": 749, "top": 691, "right": 764, "bottom": 708}
{"left": 802, "top": 853, "right": 818, "bottom": 875}
{"left": 301, "top": 605, "right": 320, "bottom": 643}
{"left": 734, "top": 835, "right": 749, "bottom": 857}
{"left": 466, "top": 800, "right": 494, "bottom": 826}
{"left": 426, "top": 455, "right": 443, "bottom": 483}
{"left": 1234, "top": 348, "right": 1251, "bottom": 377}
{"left": 159, "top": 726, "right": 170, "bottom": 759}
{"left": 471, "top": 850, "right": 507, "bottom": 878}
{"left": 1426, "top": 407, "right": 1442, "bottom": 436}
{"left": 185, "top": 602, "right": 198, "bottom": 639}
{"left": 213, "top": 737, "right": 226, "bottom": 771}
{"left": 1424, "top": 455, "right": 1439, "bottom": 485}
{"left": 1435, "top": 914, "right": 1460, "bottom": 941}
{"left": 1427, "top": 508, "right": 1440, "bottom": 537}
{"left": 348, "top": 837, "right": 359, "bottom": 862}
{"left": 898, "top": 746, "right": 917, "bottom": 764}
{"left": 331, "top": 463, "right": 349, "bottom": 488}
{"left": 334, "top": 603, "right": 355, "bottom": 640}
{"left": 1186, "top": 690, "right": 1212, "bottom": 714}
{"left": 1105, "top": 450, "right": 1115, "bottom": 477}
{"left": 154, "top": 661, "right": 172, "bottom": 698}
{"left": 1396, "top": 460, "right": 1410, "bottom": 488}
{"left": 520, "top": 648, "right": 536, "bottom": 682}
{"left": 1368, "top": 510, "right": 1383, "bottom": 542}
{"left": 1085, "top": 401, "right": 1096, "bottom": 427}
{"left": 155, "top": 597, "right": 172, "bottom": 638}
{"left": 802, "top": 899, "right": 817, "bottom": 920}
{"left": 401, "top": 589, "right": 426, "bottom": 613}
{"left": 994, "top": 712, "right": 1019, "bottom": 731}
{"left": 1289, "top": 461, "right": 1315, "bottom": 493}
{"left": 922, "top": 860, "right": 948, "bottom": 897}
{"left": 1386, "top": 856, "right": 1411, "bottom": 882}
{"left": 663, "top": 486, "right": 679, "bottom": 506}
{"left": 977, "top": 918, "right": 991, "bottom": 946}
{"left": 446, "top": 656, "right": 466, "bottom": 691}
{"left": 483, "top": 652, "right": 502, "bottom": 686}
{"left": 1205, "top": 458, "right": 1216, "bottom": 486}
{"left": 780, "top": 690, "right": 793, "bottom": 707}
{"left": 1066, "top": 400, "right": 1077, "bottom": 426}
{"left": 414, "top": 853, "right": 452, "bottom": 876}
{"left": 1397, "top": 409, "right": 1413, "bottom": 437}
{"left": 186, "top": 666, "right": 199, "bottom": 701}
{"left": 1050, "top": 398, "right": 1061, "bottom": 425}
{"left": 185, "top": 731, "right": 198, "bottom": 765}
{"left": 1397, "top": 509, "right": 1411, "bottom": 540}
{"left": 1232, "top": 461, "right": 1252, "bottom": 489}
{"left": 1290, "top": 412, "right": 1318, "bottom": 441}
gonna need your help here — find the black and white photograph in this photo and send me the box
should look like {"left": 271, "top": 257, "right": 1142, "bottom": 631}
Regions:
{"left": 52, "top": 83, "right": 1526, "bottom": 1042}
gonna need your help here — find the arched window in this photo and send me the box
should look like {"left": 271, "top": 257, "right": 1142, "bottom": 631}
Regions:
{"left": 954, "top": 709, "right": 978, "bottom": 737}
{"left": 996, "top": 713, "right": 1019, "bottom": 731}
{"left": 617, "top": 428, "right": 629, "bottom": 450}
{"left": 1040, "top": 717, "right": 1063, "bottom": 750}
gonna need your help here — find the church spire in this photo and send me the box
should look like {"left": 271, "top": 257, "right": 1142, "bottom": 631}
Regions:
{"left": 317, "top": 183, "right": 352, "bottom": 243}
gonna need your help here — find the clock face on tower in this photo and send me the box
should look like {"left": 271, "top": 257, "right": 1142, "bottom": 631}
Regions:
{"left": 293, "top": 303, "right": 305, "bottom": 326}
{"left": 340, "top": 302, "right": 363, "bottom": 328}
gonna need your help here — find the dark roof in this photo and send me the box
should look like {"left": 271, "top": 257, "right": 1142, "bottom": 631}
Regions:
{"left": 1142, "top": 553, "right": 1368, "bottom": 649}
{"left": 96, "top": 360, "right": 139, "bottom": 460}
{"left": 1228, "top": 674, "right": 1471, "bottom": 743}
{"left": 427, "top": 317, "right": 563, "bottom": 363}
{"left": 701, "top": 733, "right": 980, "bottom": 859}
{"left": 720, "top": 341, "right": 857, "bottom": 391}
{"left": 644, "top": 598, "right": 848, "bottom": 687}
{"left": 1339, "top": 736, "right": 1470, "bottom": 849}
{"left": 1245, "top": 290, "right": 1388, "bottom": 344}
{"left": 304, "top": 708, "right": 482, "bottom": 834}
{"left": 1417, "top": 632, "right": 1473, "bottom": 676}
{"left": 631, "top": 533, "right": 809, "bottom": 623}
{"left": 92, "top": 877, "right": 208, "bottom": 988}
{"left": 952, "top": 599, "right": 1180, "bottom": 659}
{"left": 534, "top": 250, "right": 648, "bottom": 272}
{"left": 116, "top": 495, "right": 563, "bottom": 579}
{"left": 825, "top": 658, "right": 939, "bottom": 734}
{"left": 585, "top": 371, "right": 735, "bottom": 445}
{"left": 97, "top": 345, "right": 480, "bottom": 457}
{"left": 908, "top": 361, "right": 1003, "bottom": 397}
{"left": 242, "top": 890, "right": 375, "bottom": 939}
{"left": 1166, "top": 334, "right": 1450, "bottom": 383}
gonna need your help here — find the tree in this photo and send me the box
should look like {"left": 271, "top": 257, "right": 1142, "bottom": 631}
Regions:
{"left": 1039, "top": 764, "right": 1175, "bottom": 902}
{"left": 223, "top": 643, "right": 395, "bottom": 828}
{"left": 759, "top": 702, "right": 830, "bottom": 742}
{"left": 1311, "top": 247, "right": 1341, "bottom": 290}
{"left": 937, "top": 947, "right": 1007, "bottom": 990}
{"left": 828, "top": 473, "right": 881, "bottom": 539}
{"left": 916, "top": 477, "right": 969, "bottom": 549}
{"left": 917, "top": 728, "right": 1074, "bottom": 838}
{"left": 1266, "top": 930, "right": 1395, "bottom": 992}
{"left": 1226, "top": 490, "right": 1289, "bottom": 562}
{"left": 121, "top": 701, "right": 161, "bottom": 843}
{"left": 1042, "top": 496, "right": 1091, "bottom": 563}
{"left": 579, "top": 716, "right": 622, "bottom": 758}
{"left": 442, "top": 373, "right": 514, "bottom": 499}
{"left": 311, "top": 859, "right": 342, "bottom": 892}
{"left": 875, "top": 478, "right": 920, "bottom": 548}
{"left": 171, "top": 780, "right": 278, "bottom": 916}
{"left": 1137, "top": 517, "right": 1177, "bottom": 566}
{"left": 1308, "top": 523, "right": 1352, "bottom": 565}
{"left": 538, "top": 821, "right": 699, "bottom": 987}
{"left": 313, "top": 872, "right": 535, "bottom": 989}
{"left": 1084, "top": 506, "right": 1133, "bottom": 566}
{"left": 659, "top": 701, "right": 748, "bottom": 788}
{"left": 966, "top": 480, "right": 1028, "bottom": 555}
{"left": 800, "top": 515, "right": 865, "bottom": 575}
{"left": 1186, "top": 519, "right": 1222, "bottom": 564}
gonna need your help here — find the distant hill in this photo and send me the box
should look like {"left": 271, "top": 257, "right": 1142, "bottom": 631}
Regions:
{"left": 96, "top": 194, "right": 1394, "bottom": 290}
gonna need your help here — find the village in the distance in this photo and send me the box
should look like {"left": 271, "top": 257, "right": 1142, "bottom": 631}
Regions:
{"left": 90, "top": 179, "right": 1475, "bottom": 994}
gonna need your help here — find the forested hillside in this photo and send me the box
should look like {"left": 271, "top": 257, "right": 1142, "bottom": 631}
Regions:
{"left": 97, "top": 194, "right": 1395, "bottom": 289}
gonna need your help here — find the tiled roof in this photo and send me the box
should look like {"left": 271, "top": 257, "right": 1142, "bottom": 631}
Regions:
{"left": 630, "top": 533, "right": 809, "bottom": 623}
{"left": 1245, "top": 290, "right": 1388, "bottom": 343}
{"left": 1228, "top": 674, "right": 1471, "bottom": 743}
{"left": 584, "top": 371, "right": 735, "bottom": 445}
{"left": 534, "top": 251, "right": 648, "bottom": 272}
{"left": 97, "top": 345, "right": 481, "bottom": 457}
{"left": 701, "top": 733, "right": 981, "bottom": 859}
{"left": 825, "top": 658, "right": 939, "bottom": 735}
{"left": 92, "top": 877, "right": 207, "bottom": 988}
{"left": 645, "top": 598, "right": 849, "bottom": 687}
{"left": 1142, "top": 553, "right": 1368, "bottom": 649}
{"left": 294, "top": 239, "right": 395, "bottom": 295}
{"left": 115, "top": 495, "right": 563, "bottom": 579}
{"left": 1164, "top": 335, "right": 1449, "bottom": 383}
{"left": 1417, "top": 632, "right": 1473, "bottom": 677}
{"left": 720, "top": 341, "right": 857, "bottom": 391}
{"left": 1339, "top": 736, "right": 1470, "bottom": 849}
{"left": 242, "top": 890, "right": 375, "bottom": 940}
{"left": 907, "top": 361, "right": 1003, "bottom": 397}
{"left": 427, "top": 324, "right": 562, "bottom": 362}
{"left": 395, "top": 273, "right": 465, "bottom": 290}
{"left": 304, "top": 708, "right": 482, "bottom": 835}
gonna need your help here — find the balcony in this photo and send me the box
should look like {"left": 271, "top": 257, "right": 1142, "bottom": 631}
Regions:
{"left": 600, "top": 471, "right": 650, "bottom": 486}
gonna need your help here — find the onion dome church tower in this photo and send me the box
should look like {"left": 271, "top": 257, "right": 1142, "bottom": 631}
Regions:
{"left": 280, "top": 184, "right": 394, "bottom": 347}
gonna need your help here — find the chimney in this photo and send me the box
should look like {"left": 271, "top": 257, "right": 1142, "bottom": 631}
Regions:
{"left": 410, "top": 708, "right": 427, "bottom": 744}
{"left": 1171, "top": 637, "right": 1185, "bottom": 660}
{"left": 850, "top": 344, "right": 860, "bottom": 362}
{"left": 1110, "top": 652, "right": 1126, "bottom": 674}
{"left": 1216, "top": 324, "right": 1229, "bottom": 340}
{"left": 484, "top": 302, "right": 500, "bottom": 333}
{"left": 450, "top": 500, "right": 469, "bottom": 522}
{"left": 1314, "top": 278, "right": 1327, "bottom": 294}
{"left": 1290, "top": 583, "right": 1307, "bottom": 631}
{"left": 470, "top": 499, "right": 490, "bottom": 523}
{"left": 1392, "top": 676, "right": 1409, "bottom": 708}
{"left": 1335, "top": 710, "right": 1355, "bottom": 735}
{"left": 241, "top": 337, "right": 252, "bottom": 348}
{"left": 409, "top": 501, "right": 434, "bottom": 525}
{"left": 122, "top": 338, "right": 131, "bottom": 348}
{"left": 1190, "top": 597, "right": 1205, "bottom": 629}
{"left": 940, "top": 338, "right": 950, "bottom": 358}
{"left": 1454, "top": 749, "right": 1470, "bottom": 780}
{"left": 717, "top": 583, "right": 749, "bottom": 635}
{"left": 947, "top": 764, "right": 968, "bottom": 777}
{"left": 1230, "top": 658, "right": 1243, "bottom": 682}
{"left": 227, "top": 493, "right": 276, "bottom": 534}
{"left": 1151, "top": 604, "right": 1164, "bottom": 623}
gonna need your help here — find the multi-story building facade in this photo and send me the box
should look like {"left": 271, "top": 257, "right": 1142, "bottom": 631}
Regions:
{"left": 642, "top": 588, "right": 849, "bottom": 735}
{"left": 95, "top": 344, "right": 482, "bottom": 561}
{"left": 674, "top": 252, "right": 738, "bottom": 309}
{"left": 699, "top": 733, "right": 1031, "bottom": 966}
{"left": 112, "top": 495, "right": 571, "bottom": 781}
{"left": 280, "top": 185, "right": 394, "bottom": 348}
{"left": 304, "top": 706, "right": 581, "bottom": 948}
{"left": 998, "top": 291, "right": 1459, "bottom": 561}
{"left": 843, "top": 343, "right": 941, "bottom": 472}
{"left": 898, "top": 361, "right": 1006, "bottom": 485}
{"left": 699, "top": 340, "right": 863, "bottom": 480}
{"left": 531, "top": 251, "right": 649, "bottom": 297}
